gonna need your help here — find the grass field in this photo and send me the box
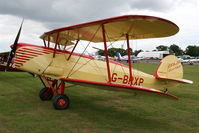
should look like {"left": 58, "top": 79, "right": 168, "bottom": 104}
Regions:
{"left": 0, "top": 63, "right": 199, "bottom": 133}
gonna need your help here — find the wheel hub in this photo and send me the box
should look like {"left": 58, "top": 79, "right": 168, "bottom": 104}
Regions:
{"left": 58, "top": 98, "right": 66, "bottom": 107}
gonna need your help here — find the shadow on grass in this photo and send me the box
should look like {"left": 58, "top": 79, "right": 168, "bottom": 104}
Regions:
{"left": 67, "top": 92, "right": 172, "bottom": 132}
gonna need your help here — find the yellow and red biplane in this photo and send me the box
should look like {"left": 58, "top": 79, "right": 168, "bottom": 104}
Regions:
{"left": 6, "top": 15, "right": 193, "bottom": 110}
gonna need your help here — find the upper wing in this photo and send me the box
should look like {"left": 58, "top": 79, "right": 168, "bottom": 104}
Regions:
{"left": 40, "top": 15, "right": 179, "bottom": 45}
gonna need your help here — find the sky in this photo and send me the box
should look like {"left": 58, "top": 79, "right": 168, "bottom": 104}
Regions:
{"left": 0, "top": 0, "right": 199, "bottom": 53}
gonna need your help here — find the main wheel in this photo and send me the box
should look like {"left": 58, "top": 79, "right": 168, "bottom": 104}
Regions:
{"left": 39, "top": 87, "right": 54, "bottom": 101}
{"left": 53, "top": 94, "right": 70, "bottom": 110}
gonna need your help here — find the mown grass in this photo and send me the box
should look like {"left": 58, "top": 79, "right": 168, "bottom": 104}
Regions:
{"left": 0, "top": 64, "right": 199, "bottom": 133}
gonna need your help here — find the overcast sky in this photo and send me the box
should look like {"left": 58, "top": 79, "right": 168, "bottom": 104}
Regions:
{"left": 0, "top": 0, "right": 199, "bottom": 53}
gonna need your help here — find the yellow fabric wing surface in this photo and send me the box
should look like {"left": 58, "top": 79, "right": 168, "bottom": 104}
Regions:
{"left": 40, "top": 15, "right": 179, "bottom": 45}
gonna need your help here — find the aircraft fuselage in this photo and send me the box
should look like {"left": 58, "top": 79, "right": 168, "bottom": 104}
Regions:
{"left": 15, "top": 43, "right": 178, "bottom": 92}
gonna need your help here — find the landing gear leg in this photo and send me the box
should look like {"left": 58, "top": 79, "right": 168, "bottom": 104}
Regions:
{"left": 53, "top": 81, "right": 70, "bottom": 110}
{"left": 39, "top": 76, "right": 56, "bottom": 101}
{"left": 39, "top": 76, "right": 70, "bottom": 110}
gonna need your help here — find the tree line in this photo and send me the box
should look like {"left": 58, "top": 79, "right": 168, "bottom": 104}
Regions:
{"left": 97, "top": 44, "right": 199, "bottom": 57}
{"left": 155, "top": 44, "right": 199, "bottom": 56}
{"left": 98, "top": 48, "right": 133, "bottom": 57}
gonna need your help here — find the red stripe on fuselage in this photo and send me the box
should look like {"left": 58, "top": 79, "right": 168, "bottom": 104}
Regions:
{"left": 18, "top": 49, "right": 44, "bottom": 55}
{"left": 16, "top": 55, "right": 33, "bottom": 59}
{"left": 21, "top": 48, "right": 51, "bottom": 54}
{"left": 16, "top": 57, "right": 30, "bottom": 61}
{"left": 15, "top": 62, "right": 23, "bottom": 65}
{"left": 15, "top": 60, "right": 26, "bottom": 63}
{"left": 16, "top": 43, "right": 95, "bottom": 60}
{"left": 15, "top": 65, "right": 21, "bottom": 67}
{"left": 17, "top": 50, "right": 42, "bottom": 56}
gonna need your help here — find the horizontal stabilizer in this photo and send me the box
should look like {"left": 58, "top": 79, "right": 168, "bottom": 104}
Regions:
{"left": 155, "top": 76, "right": 193, "bottom": 84}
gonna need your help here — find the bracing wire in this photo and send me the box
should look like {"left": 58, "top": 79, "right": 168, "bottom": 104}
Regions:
{"left": 79, "top": 41, "right": 107, "bottom": 80}
{"left": 66, "top": 25, "right": 101, "bottom": 78}
{"left": 105, "top": 31, "right": 129, "bottom": 77}
{"left": 68, "top": 40, "right": 106, "bottom": 80}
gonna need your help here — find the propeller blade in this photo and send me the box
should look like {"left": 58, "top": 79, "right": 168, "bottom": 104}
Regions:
{"left": 5, "top": 19, "right": 24, "bottom": 71}
{"left": 13, "top": 19, "right": 24, "bottom": 52}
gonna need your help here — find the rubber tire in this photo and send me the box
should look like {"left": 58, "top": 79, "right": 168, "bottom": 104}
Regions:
{"left": 53, "top": 94, "right": 70, "bottom": 110}
{"left": 39, "top": 87, "right": 54, "bottom": 101}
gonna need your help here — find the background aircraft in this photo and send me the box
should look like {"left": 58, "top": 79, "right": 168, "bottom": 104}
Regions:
{"left": 178, "top": 55, "right": 199, "bottom": 65}
{"left": 115, "top": 51, "right": 149, "bottom": 62}
{"left": 0, "top": 51, "right": 20, "bottom": 71}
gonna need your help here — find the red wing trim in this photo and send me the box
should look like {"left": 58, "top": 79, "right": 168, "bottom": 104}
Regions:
{"left": 46, "top": 15, "right": 178, "bottom": 34}
{"left": 61, "top": 78, "right": 178, "bottom": 99}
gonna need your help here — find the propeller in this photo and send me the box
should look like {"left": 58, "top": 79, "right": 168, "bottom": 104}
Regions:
{"left": 5, "top": 19, "right": 24, "bottom": 71}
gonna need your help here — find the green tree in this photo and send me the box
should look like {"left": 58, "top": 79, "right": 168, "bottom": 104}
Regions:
{"left": 185, "top": 45, "right": 199, "bottom": 57}
{"left": 156, "top": 45, "right": 168, "bottom": 51}
{"left": 134, "top": 49, "right": 143, "bottom": 56}
{"left": 97, "top": 48, "right": 133, "bottom": 57}
{"left": 116, "top": 48, "right": 127, "bottom": 56}
{"left": 169, "top": 44, "right": 183, "bottom": 56}
{"left": 108, "top": 48, "right": 118, "bottom": 57}
{"left": 97, "top": 49, "right": 105, "bottom": 56}
{"left": 125, "top": 48, "right": 133, "bottom": 55}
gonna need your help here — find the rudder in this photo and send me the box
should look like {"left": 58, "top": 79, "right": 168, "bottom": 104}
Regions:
{"left": 154, "top": 55, "right": 193, "bottom": 84}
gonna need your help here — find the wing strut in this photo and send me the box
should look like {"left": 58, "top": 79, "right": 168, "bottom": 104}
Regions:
{"left": 48, "top": 36, "right": 50, "bottom": 47}
{"left": 67, "top": 40, "right": 79, "bottom": 61}
{"left": 126, "top": 34, "right": 133, "bottom": 85}
{"left": 43, "top": 39, "right": 46, "bottom": 47}
{"left": 64, "top": 40, "right": 68, "bottom": 50}
{"left": 53, "top": 33, "right": 60, "bottom": 58}
{"left": 102, "top": 24, "right": 111, "bottom": 83}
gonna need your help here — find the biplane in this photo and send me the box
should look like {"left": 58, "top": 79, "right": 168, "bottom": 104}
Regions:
{"left": 5, "top": 15, "right": 193, "bottom": 110}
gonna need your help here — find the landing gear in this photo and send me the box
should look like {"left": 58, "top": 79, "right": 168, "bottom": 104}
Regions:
{"left": 39, "top": 87, "right": 53, "bottom": 100}
{"left": 38, "top": 76, "right": 70, "bottom": 110}
{"left": 53, "top": 94, "right": 70, "bottom": 110}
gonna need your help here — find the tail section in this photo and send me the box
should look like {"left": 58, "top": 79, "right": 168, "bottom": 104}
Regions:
{"left": 154, "top": 55, "right": 193, "bottom": 84}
